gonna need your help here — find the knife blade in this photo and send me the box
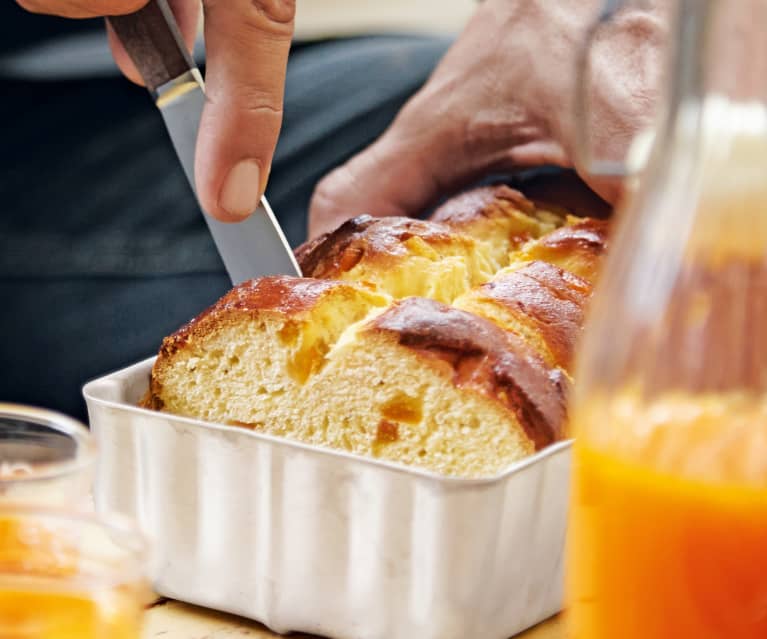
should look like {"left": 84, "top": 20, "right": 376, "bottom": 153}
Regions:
{"left": 107, "top": 0, "right": 301, "bottom": 284}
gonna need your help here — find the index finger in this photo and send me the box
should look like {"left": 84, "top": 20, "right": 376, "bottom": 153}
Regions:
{"left": 194, "top": 0, "right": 295, "bottom": 222}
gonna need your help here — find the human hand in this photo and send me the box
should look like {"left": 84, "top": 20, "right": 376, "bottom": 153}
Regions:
{"left": 17, "top": 0, "right": 295, "bottom": 222}
{"left": 308, "top": 0, "right": 666, "bottom": 238}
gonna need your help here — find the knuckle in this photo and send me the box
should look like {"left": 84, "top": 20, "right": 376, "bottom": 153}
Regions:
{"left": 209, "top": 83, "right": 283, "bottom": 120}
{"left": 249, "top": 0, "right": 296, "bottom": 27}
{"left": 316, "top": 165, "right": 357, "bottom": 203}
{"left": 311, "top": 172, "right": 342, "bottom": 209}
{"left": 235, "top": 87, "right": 284, "bottom": 118}
{"left": 310, "top": 170, "right": 349, "bottom": 218}
{"left": 206, "top": 0, "right": 295, "bottom": 37}
{"left": 240, "top": 0, "right": 295, "bottom": 39}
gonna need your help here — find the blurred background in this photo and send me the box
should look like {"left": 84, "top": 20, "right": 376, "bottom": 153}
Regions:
{"left": 1, "top": 1, "right": 474, "bottom": 67}
{"left": 294, "top": 0, "right": 474, "bottom": 38}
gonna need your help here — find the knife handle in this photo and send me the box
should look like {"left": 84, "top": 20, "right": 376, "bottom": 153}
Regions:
{"left": 107, "top": 0, "right": 196, "bottom": 93}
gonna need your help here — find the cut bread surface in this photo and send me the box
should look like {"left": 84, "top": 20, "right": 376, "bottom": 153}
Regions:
{"left": 149, "top": 294, "right": 567, "bottom": 477}
{"left": 149, "top": 276, "right": 390, "bottom": 422}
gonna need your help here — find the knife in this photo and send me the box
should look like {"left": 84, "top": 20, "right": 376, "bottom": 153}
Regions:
{"left": 107, "top": 0, "right": 301, "bottom": 284}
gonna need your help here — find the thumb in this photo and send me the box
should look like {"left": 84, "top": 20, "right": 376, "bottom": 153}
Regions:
{"left": 195, "top": 0, "right": 295, "bottom": 222}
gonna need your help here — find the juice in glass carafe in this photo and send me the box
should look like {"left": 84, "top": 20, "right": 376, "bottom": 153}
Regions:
{"left": 567, "top": 1, "right": 767, "bottom": 637}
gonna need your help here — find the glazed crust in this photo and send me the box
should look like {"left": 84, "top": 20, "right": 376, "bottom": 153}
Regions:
{"left": 370, "top": 297, "right": 569, "bottom": 449}
{"left": 148, "top": 276, "right": 383, "bottom": 409}
{"left": 517, "top": 217, "right": 609, "bottom": 279}
{"left": 296, "top": 215, "right": 473, "bottom": 279}
{"left": 474, "top": 261, "right": 592, "bottom": 369}
{"left": 158, "top": 276, "right": 357, "bottom": 358}
{"left": 429, "top": 185, "right": 537, "bottom": 225}
{"left": 536, "top": 218, "right": 609, "bottom": 253}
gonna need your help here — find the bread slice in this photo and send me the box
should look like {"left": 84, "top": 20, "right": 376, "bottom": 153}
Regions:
{"left": 507, "top": 217, "right": 609, "bottom": 284}
{"left": 309, "top": 297, "right": 569, "bottom": 476}
{"left": 147, "top": 276, "right": 390, "bottom": 422}
{"left": 429, "top": 185, "right": 566, "bottom": 266}
{"left": 453, "top": 261, "right": 592, "bottom": 372}
{"left": 147, "top": 282, "right": 568, "bottom": 477}
{"left": 296, "top": 215, "right": 496, "bottom": 303}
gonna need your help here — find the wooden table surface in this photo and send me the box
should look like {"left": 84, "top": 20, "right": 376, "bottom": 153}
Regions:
{"left": 143, "top": 600, "right": 563, "bottom": 639}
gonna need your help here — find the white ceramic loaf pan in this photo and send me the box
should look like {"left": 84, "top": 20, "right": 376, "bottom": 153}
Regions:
{"left": 83, "top": 357, "right": 571, "bottom": 639}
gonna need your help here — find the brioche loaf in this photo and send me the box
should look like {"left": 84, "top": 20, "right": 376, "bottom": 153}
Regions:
{"left": 145, "top": 185, "right": 609, "bottom": 477}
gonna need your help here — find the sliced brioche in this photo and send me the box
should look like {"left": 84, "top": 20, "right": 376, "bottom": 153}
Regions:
{"left": 147, "top": 285, "right": 568, "bottom": 476}
{"left": 508, "top": 217, "right": 609, "bottom": 284}
{"left": 296, "top": 215, "right": 496, "bottom": 303}
{"left": 453, "top": 261, "right": 592, "bottom": 372}
{"left": 429, "top": 185, "right": 566, "bottom": 266}
{"left": 148, "top": 276, "right": 389, "bottom": 422}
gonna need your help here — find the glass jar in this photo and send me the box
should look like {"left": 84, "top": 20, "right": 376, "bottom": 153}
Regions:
{"left": 567, "top": 1, "right": 767, "bottom": 637}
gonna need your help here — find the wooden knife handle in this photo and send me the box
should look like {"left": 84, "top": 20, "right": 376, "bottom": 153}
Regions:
{"left": 107, "top": 0, "right": 196, "bottom": 93}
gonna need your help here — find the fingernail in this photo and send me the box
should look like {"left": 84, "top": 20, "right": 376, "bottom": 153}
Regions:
{"left": 219, "top": 160, "right": 261, "bottom": 219}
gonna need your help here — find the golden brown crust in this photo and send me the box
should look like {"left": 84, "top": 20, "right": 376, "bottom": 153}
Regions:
{"left": 539, "top": 217, "right": 609, "bottom": 252}
{"left": 513, "top": 218, "right": 609, "bottom": 283}
{"left": 429, "top": 184, "right": 564, "bottom": 256}
{"left": 296, "top": 215, "right": 472, "bottom": 279}
{"left": 429, "top": 185, "right": 537, "bottom": 226}
{"left": 292, "top": 235, "right": 324, "bottom": 274}
{"left": 138, "top": 388, "right": 161, "bottom": 410}
{"left": 474, "top": 261, "right": 591, "bottom": 369}
{"left": 149, "top": 276, "right": 386, "bottom": 409}
{"left": 156, "top": 276, "right": 373, "bottom": 360}
{"left": 370, "top": 297, "right": 569, "bottom": 449}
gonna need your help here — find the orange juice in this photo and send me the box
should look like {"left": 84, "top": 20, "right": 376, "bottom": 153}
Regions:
{"left": 567, "top": 395, "right": 767, "bottom": 638}
{"left": 0, "top": 511, "right": 147, "bottom": 638}
{"left": 0, "top": 584, "right": 142, "bottom": 638}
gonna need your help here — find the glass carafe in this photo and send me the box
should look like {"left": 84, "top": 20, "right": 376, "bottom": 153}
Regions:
{"left": 566, "top": 1, "right": 767, "bottom": 637}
